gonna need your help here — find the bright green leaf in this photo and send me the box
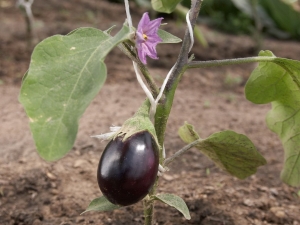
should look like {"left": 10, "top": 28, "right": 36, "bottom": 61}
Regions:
{"left": 81, "top": 196, "right": 120, "bottom": 214}
{"left": 153, "top": 193, "right": 191, "bottom": 220}
{"left": 151, "top": 0, "right": 182, "bottom": 13}
{"left": 245, "top": 50, "right": 300, "bottom": 186}
{"left": 158, "top": 29, "right": 182, "bottom": 44}
{"left": 178, "top": 122, "right": 267, "bottom": 179}
{"left": 19, "top": 25, "right": 130, "bottom": 161}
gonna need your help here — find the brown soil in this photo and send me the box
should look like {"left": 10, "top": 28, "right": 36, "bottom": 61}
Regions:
{"left": 1, "top": 0, "right": 300, "bottom": 224}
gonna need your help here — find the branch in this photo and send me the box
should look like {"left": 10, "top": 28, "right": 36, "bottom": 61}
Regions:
{"left": 187, "top": 56, "right": 276, "bottom": 69}
{"left": 164, "top": 139, "right": 202, "bottom": 167}
{"left": 118, "top": 42, "right": 160, "bottom": 97}
{"left": 164, "top": 0, "right": 203, "bottom": 93}
{"left": 154, "top": 0, "right": 203, "bottom": 162}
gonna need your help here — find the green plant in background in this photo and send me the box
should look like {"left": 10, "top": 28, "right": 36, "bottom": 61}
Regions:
{"left": 16, "top": 0, "right": 35, "bottom": 47}
{"left": 183, "top": 0, "right": 255, "bottom": 34}
{"left": 259, "top": 0, "right": 300, "bottom": 39}
{"left": 182, "top": 0, "right": 300, "bottom": 39}
{"left": 223, "top": 73, "right": 243, "bottom": 88}
{"left": 19, "top": 0, "right": 300, "bottom": 224}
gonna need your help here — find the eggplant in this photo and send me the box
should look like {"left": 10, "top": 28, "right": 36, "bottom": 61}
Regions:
{"left": 97, "top": 131, "right": 159, "bottom": 206}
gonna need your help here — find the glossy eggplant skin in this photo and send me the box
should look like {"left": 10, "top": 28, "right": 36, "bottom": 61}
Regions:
{"left": 97, "top": 131, "right": 159, "bottom": 206}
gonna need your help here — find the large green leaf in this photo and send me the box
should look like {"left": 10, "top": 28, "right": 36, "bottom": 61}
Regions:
{"left": 151, "top": 0, "right": 182, "bottom": 13}
{"left": 81, "top": 196, "right": 120, "bottom": 214}
{"left": 19, "top": 25, "right": 130, "bottom": 161}
{"left": 245, "top": 50, "right": 300, "bottom": 186}
{"left": 153, "top": 193, "right": 191, "bottom": 220}
{"left": 178, "top": 122, "right": 267, "bottom": 179}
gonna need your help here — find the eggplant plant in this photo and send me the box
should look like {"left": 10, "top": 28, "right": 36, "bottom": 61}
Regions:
{"left": 19, "top": 0, "right": 300, "bottom": 224}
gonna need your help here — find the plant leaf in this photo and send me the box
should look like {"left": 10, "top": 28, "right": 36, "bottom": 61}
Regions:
{"left": 178, "top": 122, "right": 267, "bottom": 179}
{"left": 19, "top": 25, "right": 130, "bottom": 161}
{"left": 151, "top": 0, "right": 182, "bottom": 13}
{"left": 153, "top": 193, "right": 191, "bottom": 220}
{"left": 245, "top": 50, "right": 300, "bottom": 186}
{"left": 158, "top": 29, "right": 182, "bottom": 44}
{"left": 81, "top": 196, "right": 120, "bottom": 214}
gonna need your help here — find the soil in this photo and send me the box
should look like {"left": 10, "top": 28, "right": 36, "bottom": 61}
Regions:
{"left": 0, "top": 0, "right": 300, "bottom": 224}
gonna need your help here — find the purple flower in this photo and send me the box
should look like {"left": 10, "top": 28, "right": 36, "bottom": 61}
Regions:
{"left": 136, "top": 12, "right": 163, "bottom": 64}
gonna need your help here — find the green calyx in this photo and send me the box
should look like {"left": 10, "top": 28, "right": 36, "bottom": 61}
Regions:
{"left": 113, "top": 100, "right": 159, "bottom": 148}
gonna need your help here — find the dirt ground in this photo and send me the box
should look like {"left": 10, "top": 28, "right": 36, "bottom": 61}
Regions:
{"left": 1, "top": 0, "right": 300, "bottom": 224}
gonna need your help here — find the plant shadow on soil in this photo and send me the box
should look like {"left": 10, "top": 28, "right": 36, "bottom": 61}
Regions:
{"left": 1, "top": 0, "right": 300, "bottom": 224}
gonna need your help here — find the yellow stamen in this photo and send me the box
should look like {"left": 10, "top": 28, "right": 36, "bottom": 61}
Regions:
{"left": 143, "top": 34, "right": 148, "bottom": 40}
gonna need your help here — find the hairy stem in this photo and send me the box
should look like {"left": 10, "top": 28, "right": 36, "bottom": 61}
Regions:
{"left": 164, "top": 139, "right": 202, "bottom": 166}
{"left": 187, "top": 56, "right": 276, "bottom": 69}
{"left": 144, "top": 1, "right": 203, "bottom": 224}
{"left": 188, "top": 56, "right": 300, "bottom": 88}
{"left": 155, "top": 0, "right": 203, "bottom": 156}
{"left": 143, "top": 196, "right": 154, "bottom": 225}
{"left": 119, "top": 42, "right": 160, "bottom": 97}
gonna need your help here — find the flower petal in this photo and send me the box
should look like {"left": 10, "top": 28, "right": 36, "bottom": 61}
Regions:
{"left": 145, "top": 42, "right": 159, "bottom": 59}
{"left": 135, "top": 12, "right": 163, "bottom": 64}
{"left": 143, "top": 17, "right": 163, "bottom": 35}
{"left": 137, "top": 43, "right": 148, "bottom": 64}
{"left": 136, "top": 32, "right": 145, "bottom": 44}
{"left": 146, "top": 34, "right": 162, "bottom": 44}
{"left": 137, "top": 12, "right": 150, "bottom": 32}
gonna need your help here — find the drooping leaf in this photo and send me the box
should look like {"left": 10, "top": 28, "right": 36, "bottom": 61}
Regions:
{"left": 245, "top": 50, "right": 300, "bottom": 186}
{"left": 158, "top": 29, "right": 182, "bottom": 44}
{"left": 151, "top": 0, "right": 182, "bottom": 13}
{"left": 19, "top": 25, "right": 130, "bottom": 161}
{"left": 153, "top": 193, "right": 191, "bottom": 220}
{"left": 178, "top": 122, "right": 267, "bottom": 179}
{"left": 81, "top": 196, "right": 120, "bottom": 214}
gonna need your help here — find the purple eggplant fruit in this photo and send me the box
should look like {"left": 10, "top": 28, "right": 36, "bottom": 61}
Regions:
{"left": 97, "top": 131, "right": 159, "bottom": 206}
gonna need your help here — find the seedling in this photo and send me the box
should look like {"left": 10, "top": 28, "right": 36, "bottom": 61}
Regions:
{"left": 16, "top": 0, "right": 35, "bottom": 47}
{"left": 19, "top": 0, "right": 300, "bottom": 224}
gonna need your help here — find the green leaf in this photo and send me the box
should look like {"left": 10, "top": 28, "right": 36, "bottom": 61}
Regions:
{"left": 158, "top": 29, "right": 182, "bottom": 44}
{"left": 245, "top": 50, "right": 300, "bottom": 186}
{"left": 19, "top": 25, "right": 130, "bottom": 161}
{"left": 153, "top": 193, "right": 191, "bottom": 220}
{"left": 151, "top": 0, "right": 182, "bottom": 13}
{"left": 178, "top": 122, "right": 267, "bottom": 179}
{"left": 81, "top": 196, "right": 120, "bottom": 214}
